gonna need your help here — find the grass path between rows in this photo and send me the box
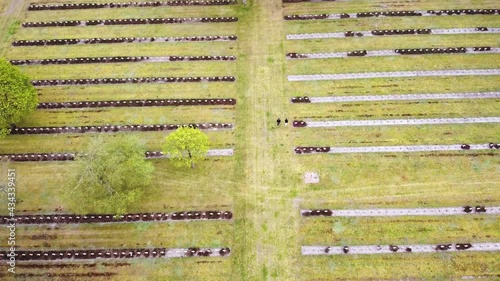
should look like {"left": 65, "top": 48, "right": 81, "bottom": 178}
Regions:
{"left": 232, "top": 1, "right": 299, "bottom": 280}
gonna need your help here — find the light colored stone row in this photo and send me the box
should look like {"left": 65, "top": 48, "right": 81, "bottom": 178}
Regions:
{"left": 295, "top": 48, "right": 500, "bottom": 59}
{"left": 298, "top": 11, "right": 499, "bottom": 20}
{"left": 301, "top": 243, "right": 500, "bottom": 256}
{"left": 308, "top": 92, "right": 500, "bottom": 103}
{"left": 286, "top": 28, "right": 500, "bottom": 40}
{"left": 206, "top": 148, "right": 234, "bottom": 156}
{"left": 288, "top": 69, "right": 500, "bottom": 81}
{"left": 305, "top": 117, "right": 500, "bottom": 127}
{"left": 322, "top": 144, "right": 495, "bottom": 154}
{"left": 165, "top": 248, "right": 228, "bottom": 258}
{"left": 301, "top": 207, "right": 500, "bottom": 217}
{"left": 150, "top": 148, "right": 234, "bottom": 158}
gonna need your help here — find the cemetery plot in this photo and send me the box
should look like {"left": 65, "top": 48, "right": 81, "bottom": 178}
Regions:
{"left": 28, "top": 1, "right": 237, "bottom": 11}
{"left": 291, "top": 92, "right": 500, "bottom": 103}
{"left": 0, "top": 1, "right": 239, "bottom": 279}
{"left": 285, "top": 0, "right": 500, "bottom": 278}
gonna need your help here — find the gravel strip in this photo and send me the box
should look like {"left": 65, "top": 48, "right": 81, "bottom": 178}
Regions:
{"left": 287, "top": 28, "right": 500, "bottom": 40}
{"left": 301, "top": 207, "right": 500, "bottom": 217}
{"left": 304, "top": 117, "right": 500, "bottom": 127}
{"left": 301, "top": 243, "right": 500, "bottom": 256}
{"left": 308, "top": 92, "right": 500, "bottom": 103}
{"left": 292, "top": 48, "right": 500, "bottom": 59}
{"left": 147, "top": 148, "right": 234, "bottom": 158}
{"left": 320, "top": 144, "right": 494, "bottom": 154}
{"left": 288, "top": 69, "right": 500, "bottom": 81}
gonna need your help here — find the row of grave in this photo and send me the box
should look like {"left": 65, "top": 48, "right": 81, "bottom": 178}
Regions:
{"left": 284, "top": 9, "right": 500, "bottom": 20}
{"left": 286, "top": 47, "right": 494, "bottom": 59}
{"left": 10, "top": 56, "right": 236, "bottom": 66}
{"left": 331, "top": 244, "right": 472, "bottom": 254}
{"left": 294, "top": 143, "right": 500, "bottom": 154}
{"left": 31, "top": 76, "right": 236, "bottom": 86}
{"left": 9, "top": 123, "right": 233, "bottom": 135}
{"left": 0, "top": 247, "right": 230, "bottom": 261}
{"left": 28, "top": 0, "right": 237, "bottom": 10}
{"left": 37, "top": 99, "right": 237, "bottom": 109}
{"left": 293, "top": 92, "right": 500, "bottom": 103}
{"left": 301, "top": 243, "right": 500, "bottom": 255}
{"left": 291, "top": 117, "right": 500, "bottom": 128}
{"left": 0, "top": 149, "right": 233, "bottom": 162}
{"left": 291, "top": 91, "right": 497, "bottom": 103}
{"left": 0, "top": 211, "right": 233, "bottom": 224}
{"left": 22, "top": 17, "right": 238, "bottom": 28}
{"left": 287, "top": 28, "right": 496, "bottom": 40}
{"left": 301, "top": 206, "right": 488, "bottom": 217}
{"left": 12, "top": 35, "right": 238, "bottom": 46}
{"left": 294, "top": 144, "right": 500, "bottom": 155}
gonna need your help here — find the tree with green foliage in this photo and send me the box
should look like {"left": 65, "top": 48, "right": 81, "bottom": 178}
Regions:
{"left": 162, "top": 127, "right": 210, "bottom": 168}
{"left": 63, "top": 136, "right": 154, "bottom": 215}
{"left": 0, "top": 58, "right": 38, "bottom": 137}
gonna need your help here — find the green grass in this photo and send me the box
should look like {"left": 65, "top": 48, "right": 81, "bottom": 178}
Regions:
{"left": 0, "top": 130, "right": 235, "bottom": 153}
{"left": 7, "top": 41, "right": 238, "bottom": 59}
{"left": 290, "top": 124, "right": 500, "bottom": 146}
{"left": 34, "top": 83, "right": 237, "bottom": 102}
{"left": 289, "top": 99, "right": 500, "bottom": 120}
{"left": 286, "top": 54, "right": 500, "bottom": 74}
{"left": 284, "top": 76, "right": 500, "bottom": 96}
{"left": 0, "top": 221, "right": 233, "bottom": 249}
{"left": 20, "top": 62, "right": 235, "bottom": 79}
{"left": 295, "top": 153, "right": 500, "bottom": 208}
{"left": 14, "top": 23, "right": 238, "bottom": 40}
{"left": 0, "top": 0, "right": 499, "bottom": 280}
{"left": 0, "top": 158, "right": 236, "bottom": 215}
{"left": 21, "top": 106, "right": 235, "bottom": 126}
{"left": 299, "top": 252, "right": 500, "bottom": 280}
{"left": 300, "top": 216, "right": 500, "bottom": 245}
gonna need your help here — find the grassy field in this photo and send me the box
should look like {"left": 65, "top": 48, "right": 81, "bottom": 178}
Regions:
{"left": 0, "top": 0, "right": 499, "bottom": 280}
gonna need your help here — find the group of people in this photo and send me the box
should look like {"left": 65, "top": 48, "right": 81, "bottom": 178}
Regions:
{"left": 276, "top": 118, "right": 289, "bottom": 127}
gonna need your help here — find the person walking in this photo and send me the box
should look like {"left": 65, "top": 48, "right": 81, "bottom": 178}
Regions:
{"left": 284, "top": 118, "right": 288, "bottom": 127}
{"left": 276, "top": 118, "right": 281, "bottom": 126}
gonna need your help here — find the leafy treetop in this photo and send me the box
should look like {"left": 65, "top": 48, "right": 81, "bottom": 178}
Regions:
{"left": 0, "top": 58, "right": 38, "bottom": 137}
{"left": 162, "top": 127, "right": 210, "bottom": 168}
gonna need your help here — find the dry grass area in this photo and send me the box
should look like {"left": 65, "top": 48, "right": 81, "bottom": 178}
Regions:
{"left": 0, "top": 0, "right": 499, "bottom": 280}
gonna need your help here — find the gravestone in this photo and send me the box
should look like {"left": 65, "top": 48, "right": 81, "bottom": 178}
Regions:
{"left": 304, "top": 172, "right": 319, "bottom": 184}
